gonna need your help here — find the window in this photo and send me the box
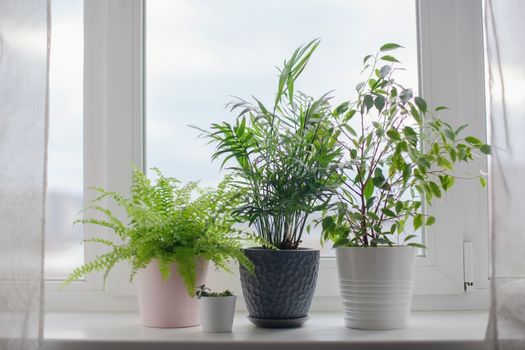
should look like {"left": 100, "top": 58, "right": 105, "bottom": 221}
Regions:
{"left": 145, "top": 0, "right": 419, "bottom": 255}
{"left": 45, "top": 0, "right": 84, "bottom": 280}
{"left": 45, "top": 0, "right": 489, "bottom": 311}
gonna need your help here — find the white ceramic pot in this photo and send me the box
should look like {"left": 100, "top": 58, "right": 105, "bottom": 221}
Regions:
{"left": 335, "top": 246, "right": 417, "bottom": 330}
{"left": 198, "top": 295, "right": 237, "bottom": 332}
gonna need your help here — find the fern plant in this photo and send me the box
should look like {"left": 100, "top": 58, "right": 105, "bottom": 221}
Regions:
{"left": 194, "top": 39, "right": 342, "bottom": 249}
{"left": 63, "top": 168, "right": 254, "bottom": 295}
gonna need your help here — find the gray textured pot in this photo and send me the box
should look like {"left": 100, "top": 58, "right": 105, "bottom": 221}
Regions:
{"left": 239, "top": 247, "right": 320, "bottom": 326}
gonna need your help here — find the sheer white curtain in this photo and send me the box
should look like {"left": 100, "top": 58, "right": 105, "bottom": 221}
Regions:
{"left": 0, "top": 0, "right": 49, "bottom": 349}
{"left": 486, "top": 0, "right": 525, "bottom": 349}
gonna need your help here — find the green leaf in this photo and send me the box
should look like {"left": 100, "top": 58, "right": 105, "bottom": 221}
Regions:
{"left": 414, "top": 96, "right": 427, "bottom": 113}
{"left": 439, "top": 175, "right": 455, "bottom": 191}
{"left": 444, "top": 129, "right": 456, "bottom": 141}
{"left": 380, "top": 43, "right": 404, "bottom": 52}
{"left": 395, "top": 201, "right": 404, "bottom": 214}
{"left": 435, "top": 106, "right": 449, "bottom": 111}
{"left": 386, "top": 128, "right": 401, "bottom": 140}
{"left": 381, "top": 55, "right": 400, "bottom": 63}
{"left": 413, "top": 214, "right": 423, "bottom": 231}
{"left": 334, "top": 101, "right": 349, "bottom": 116}
{"left": 372, "top": 175, "right": 386, "bottom": 188}
{"left": 363, "top": 95, "right": 374, "bottom": 111}
{"left": 344, "top": 109, "right": 357, "bottom": 121}
{"left": 426, "top": 216, "right": 436, "bottom": 226}
{"left": 381, "top": 208, "right": 396, "bottom": 218}
{"left": 479, "top": 177, "right": 487, "bottom": 188}
{"left": 374, "top": 95, "right": 386, "bottom": 111}
{"left": 480, "top": 144, "right": 491, "bottom": 154}
{"left": 363, "top": 54, "right": 374, "bottom": 64}
{"left": 364, "top": 180, "right": 374, "bottom": 201}
{"left": 455, "top": 124, "right": 469, "bottom": 135}
{"left": 402, "top": 164, "right": 412, "bottom": 184}
{"left": 429, "top": 181, "right": 442, "bottom": 198}
{"left": 403, "top": 126, "right": 418, "bottom": 146}
{"left": 399, "top": 89, "right": 413, "bottom": 103}
{"left": 465, "top": 136, "right": 482, "bottom": 146}
{"left": 407, "top": 242, "right": 427, "bottom": 249}
{"left": 404, "top": 234, "right": 417, "bottom": 242}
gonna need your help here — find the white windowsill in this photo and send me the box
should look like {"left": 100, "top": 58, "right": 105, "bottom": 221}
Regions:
{"left": 44, "top": 311, "right": 489, "bottom": 350}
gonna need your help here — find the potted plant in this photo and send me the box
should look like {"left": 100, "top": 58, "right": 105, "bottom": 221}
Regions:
{"left": 195, "top": 39, "right": 342, "bottom": 328}
{"left": 320, "top": 44, "right": 490, "bottom": 330}
{"left": 63, "top": 168, "right": 253, "bottom": 328}
{"left": 196, "top": 285, "right": 237, "bottom": 333}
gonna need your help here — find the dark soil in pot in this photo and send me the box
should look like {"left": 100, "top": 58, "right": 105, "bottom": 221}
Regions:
{"left": 239, "top": 247, "right": 320, "bottom": 324}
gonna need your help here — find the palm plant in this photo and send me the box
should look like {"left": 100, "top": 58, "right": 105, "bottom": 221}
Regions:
{"left": 195, "top": 39, "right": 341, "bottom": 249}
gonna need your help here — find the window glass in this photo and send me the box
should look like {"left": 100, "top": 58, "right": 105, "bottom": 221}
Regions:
{"left": 146, "top": 0, "right": 419, "bottom": 255}
{"left": 45, "top": 0, "right": 84, "bottom": 279}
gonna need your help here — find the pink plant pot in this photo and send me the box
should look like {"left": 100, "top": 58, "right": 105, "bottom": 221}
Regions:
{"left": 135, "top": 259, "right": 209, "bottom": 328}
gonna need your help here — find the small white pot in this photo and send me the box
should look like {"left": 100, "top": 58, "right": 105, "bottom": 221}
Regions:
{"left": 198, "top": 295, "right": 237, "bottom": 333}
{"left": 335, "top": 246, "right": 417, "bottom": 330}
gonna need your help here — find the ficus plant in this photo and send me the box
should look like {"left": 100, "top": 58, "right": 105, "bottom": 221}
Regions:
{"left": 320, "top": 43, "right": 490, "bottom": 248}
{"left": 63, "top": 168, "right": 254, "bottom": 295}
{"left": 195, "top": 39, "right": 342, "bottom": 250}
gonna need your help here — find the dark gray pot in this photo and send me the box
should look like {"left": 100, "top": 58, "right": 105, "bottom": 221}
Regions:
{"left": 239, "top": 247, "right": 320, "bottom": 324}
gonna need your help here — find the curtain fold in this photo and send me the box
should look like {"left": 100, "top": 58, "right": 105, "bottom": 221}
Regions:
{"left": 0, "top": 0, "right": 49, "bottom": 349}
{"left": 486, "top": 0, "right": 525, "bottom": 349}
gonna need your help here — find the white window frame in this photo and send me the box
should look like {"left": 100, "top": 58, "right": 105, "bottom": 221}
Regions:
{"left": 45, "top": 0, "right": 490, "bottom": 312}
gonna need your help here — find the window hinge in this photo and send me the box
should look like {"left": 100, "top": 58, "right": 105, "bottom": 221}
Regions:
{"left": 463, "top": 241, "right": 474, "bottom": 291}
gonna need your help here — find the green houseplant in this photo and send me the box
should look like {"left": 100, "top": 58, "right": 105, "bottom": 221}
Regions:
{"left": 320, "top": 44, "right": 490, "bottom": 330}
{"left": 196, "top": 39, "right": 342, "bottom": 327}
{"left": 64, "top": 168, "right": 253, "bottom": 328}
{"left": 196, "top": 285, "right": 237, "bottom": 333}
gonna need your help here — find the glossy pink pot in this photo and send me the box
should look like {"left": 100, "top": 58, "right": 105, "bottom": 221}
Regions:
{"left": 135, "top": 259, "right": 209, "bottom": 328}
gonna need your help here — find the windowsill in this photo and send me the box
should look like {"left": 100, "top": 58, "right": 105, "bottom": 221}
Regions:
{"left": 44, "top": 311, "right": 489, "bottom": 350}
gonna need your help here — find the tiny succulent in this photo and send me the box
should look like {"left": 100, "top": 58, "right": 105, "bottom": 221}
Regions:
{"left": 195, "top": 284, "right": 234, "bottom": 298}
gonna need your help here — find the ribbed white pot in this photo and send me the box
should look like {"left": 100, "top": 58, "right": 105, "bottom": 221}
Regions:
{"left": 335, "top": 246, "right": 417, "bottom": 330}
{"left": 198, "top": 296, "right": 237, "bottom": 333}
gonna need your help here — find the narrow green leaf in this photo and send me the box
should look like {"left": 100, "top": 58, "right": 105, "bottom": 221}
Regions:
{"left": 334, "top": 101, "right": 349, "bottom": 116}
{"left": 435, "top": 106, "right": 449, "bottom": 111}
{"left": 381, "top": 208, "right": 396, "bottom": 218}
{"left": 380, "top": 43, "right": 404, "bottom": 52}
{"left": 414, "top": 96, "right": 427, "bottom": 113}
{"left": 404, "top": 234, "right": 417, "bottom": 242}
{"left": 465, "top": 136, "right": 482, "bottom": 146}
{"left": 413, "top": 214, "right": 423, "bottom": 230}
{"left": 407, "top": 242, "right": 427, "bottom": 249}
{"left": 381, "top": 55, "right": 400, "bottom": 63}
{"left": 364, "top": 180, "right": 374, "bottom": 201}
